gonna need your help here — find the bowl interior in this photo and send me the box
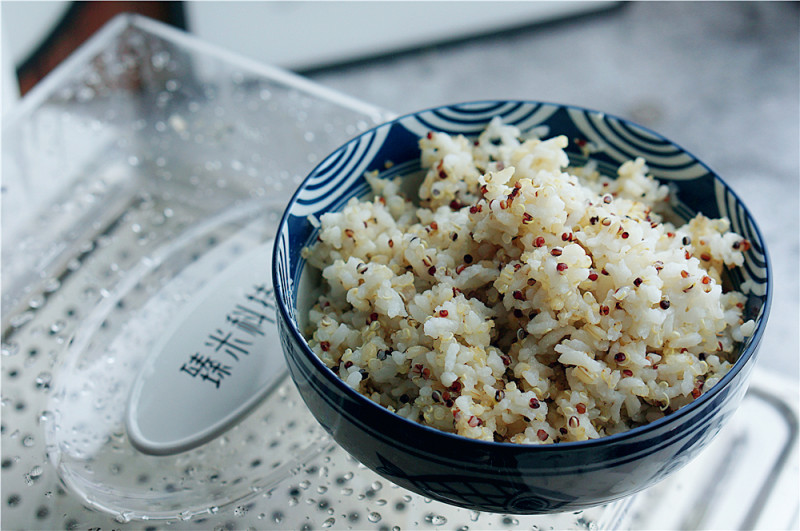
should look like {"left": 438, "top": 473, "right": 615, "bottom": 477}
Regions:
{"left": 275, "top": 100, "right": 771, "bottom": 437}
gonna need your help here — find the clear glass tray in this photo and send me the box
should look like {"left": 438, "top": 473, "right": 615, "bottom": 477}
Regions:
{"left": 2, "top": 14, "right": 797, "bottom": 531}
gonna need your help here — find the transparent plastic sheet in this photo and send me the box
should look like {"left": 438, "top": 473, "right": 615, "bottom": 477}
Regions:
{"left": 1, "top": 15, "right": 797, "bottom": 531}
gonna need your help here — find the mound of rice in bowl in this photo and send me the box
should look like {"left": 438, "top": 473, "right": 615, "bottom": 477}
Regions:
{"left": 301, "top": 118, "right": 756, "bottom": 444}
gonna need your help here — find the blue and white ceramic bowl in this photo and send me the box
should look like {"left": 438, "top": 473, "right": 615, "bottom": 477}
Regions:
{"left": 273, "top": 101, "right": 771, "bottom": 514}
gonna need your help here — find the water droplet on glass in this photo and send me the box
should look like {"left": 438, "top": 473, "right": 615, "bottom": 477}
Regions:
{"left": 2, "top": 342, "right": 20, "bottom": 357}
{"left": 317, "top": 486, "right": 327, "bottom": 494}
{"left": 234, "top": 505, "right": 247, "bottom": 517}
{"left": 28, "top": 294, "right": 46, "bottom": 309}
{"left": 368, "top": 512, "right": 382, "bottom": 523}
{"left": 321, "top": 517, "right": 335, "bottom": 528}
{"left": 151, "top": 51, "right": 170, "bottom": 70}
{"left": 114, "top": 511, "right": 132, "bottom": 523}
{"left": 340, "top": 487, "right": 353, "bottom": 496}
{"left": 44, "top": 278, "right": 61, "bottom": 294}
{"left": 425, "top": 514, "right": 447, "bottom": 526}
{"left": 10, "top": 311, "right": 34, "bottom": 328}
{"left": 22, "top": 435, "right": 35, "bottom": 447}
{"left": 35, "top": 372, "right": 52, "bottom": 390}
{"left": 77, "top": 86, "right": 95, "bottom": 102}
{"left": 272, "top": 511, "right": 284, "bottom": 523}
{"left": 38, "top": 411, "right": 54, "bottom": 425}
{"left": 469, "top": 511, "right": 480, "bottom": 522}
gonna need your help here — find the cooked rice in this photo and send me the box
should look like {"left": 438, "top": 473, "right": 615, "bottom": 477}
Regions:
{"left": 302, "top": 118, "right": 755, "bottom": 444}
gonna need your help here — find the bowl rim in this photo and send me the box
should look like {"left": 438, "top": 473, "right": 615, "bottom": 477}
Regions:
{"left": 273, "top": 99, "right": 773, "bottom": 452}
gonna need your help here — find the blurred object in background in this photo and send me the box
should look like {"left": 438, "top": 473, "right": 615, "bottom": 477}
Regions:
{"left": 1, "top": 1, "right": 185, "bottom": 100}
{"left": 185, "top": 1, "right": 617, "bottom": 72}
{"left": 1, "top": 1, "right": 617, "bottom": 111}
